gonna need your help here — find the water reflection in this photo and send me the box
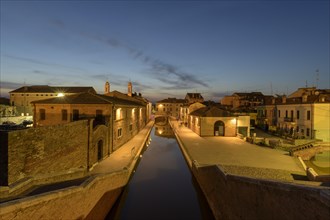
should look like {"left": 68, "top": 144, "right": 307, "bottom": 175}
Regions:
{"left": 154, "top": 123, "right": 175, "bottom": 138}
{"left": 107, "top": 123, "right": 214, "bottom": 220}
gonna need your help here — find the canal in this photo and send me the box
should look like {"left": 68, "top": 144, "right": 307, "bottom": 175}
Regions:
{"left": 106, "top": 122, "right": 215, "bottom": 220}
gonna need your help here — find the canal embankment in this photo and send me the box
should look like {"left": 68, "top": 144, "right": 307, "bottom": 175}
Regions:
{"left": 0, "top": 121, "right": 154, "bottom": 220}
{"left": 169, "top": 119, "right": 330, "bottom": 220}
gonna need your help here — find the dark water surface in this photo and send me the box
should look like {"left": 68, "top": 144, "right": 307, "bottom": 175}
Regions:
{"left": 107, "top": 124, "right": 215, "bottom": 220}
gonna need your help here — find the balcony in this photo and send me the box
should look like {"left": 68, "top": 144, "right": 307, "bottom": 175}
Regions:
{"left": 284, "top": 117, "right": 294, "bottom": 122}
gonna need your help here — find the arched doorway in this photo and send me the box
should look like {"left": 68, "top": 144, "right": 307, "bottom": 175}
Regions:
{"left": 214, "top": 121, "right": 225, "bottom": 136}
{"left": 97, "top": 140, "right": 103, "bottom": 161}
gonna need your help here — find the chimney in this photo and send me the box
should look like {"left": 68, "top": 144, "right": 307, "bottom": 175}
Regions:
{"left": 282, "top": 95, "right": 286, "bottom": 104}
{"left": 271, "top": 97, "right": 275, "bottom": 105}
{"left": 105, "top": 81, "right": 110, "bottom": 94}
{"left": 128, "top": 82, "right": 132, "bottom": 97}
{"left": 302, "top": 93, "right": 308, "bottom": 102}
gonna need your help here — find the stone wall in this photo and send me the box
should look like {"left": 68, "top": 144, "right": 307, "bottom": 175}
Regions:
{"left": 90, "top": 124, "right": 110, "bottom": 167}
{"left": 192, "top": 162, "right": 330, "bottom": 220}
{"left": 0, "top": 170, "right": 129, "bottom": 220}
{"left": 1, "top": 120, "right": 89, "bottom": 186}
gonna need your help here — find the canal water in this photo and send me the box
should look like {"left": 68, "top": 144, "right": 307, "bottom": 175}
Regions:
{"left": 106, "top": 123, "right": 215, "bottom": 220}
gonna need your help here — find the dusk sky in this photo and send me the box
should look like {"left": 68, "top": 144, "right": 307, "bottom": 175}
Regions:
{"left": 1, "top": 0, "right": 329, "bottom": 102}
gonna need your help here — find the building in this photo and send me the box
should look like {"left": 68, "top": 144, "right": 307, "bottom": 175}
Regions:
{"left": 155, "top": 98, "right": 186, "bottom": 118}
{"left": 9, "top": 85, "right": 96, "bottom": 116}
{"left": 188, "top": 106, "right": 250, "bottom": 137}
{"left": 185, "top": 93, "right": 204, "bottom": 104}
{"left": 0, "top": 97, "right": 16, "bottom": 117}
{"left": 221, "top": 92, "right": 265, "bottom": 110}
{"left": 257, "top": 87, "right": 330, "bottom": 142}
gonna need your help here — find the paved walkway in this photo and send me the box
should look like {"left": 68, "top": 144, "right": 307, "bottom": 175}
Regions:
{"left": 170, "top": 119, "right": 307, "bottom": 182}
{"left": 91, "top": 121, "right": 154, "bottom": 174}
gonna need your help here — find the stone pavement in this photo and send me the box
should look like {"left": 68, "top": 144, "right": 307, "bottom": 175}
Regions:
{"left": 170, "top": 119, "right": 308, "bottom": 182}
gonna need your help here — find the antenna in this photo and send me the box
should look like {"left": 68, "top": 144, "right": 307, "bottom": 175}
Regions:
{"left": 270, "top": 82, "right": 273, "bottom": 96}
{"left": 316, "top": 68, "right": 319, "bottom": 88}
{"left": 305, "top": 80, "right": 308, "bottom": 88}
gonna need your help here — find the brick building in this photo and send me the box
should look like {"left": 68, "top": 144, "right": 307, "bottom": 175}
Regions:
{"left": 9, "top": 85, "right": 96, "bottom": 116}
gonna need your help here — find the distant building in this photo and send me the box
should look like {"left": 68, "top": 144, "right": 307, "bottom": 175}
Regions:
{"left": 185, "top": 93, "right": 204, "bottom": 104}
{"left": 0, "top": 97, "right": 16, "bottom": 117}
{"left": 155, "top": 98, "right": 186, "bottom": 118}
{"left": 220, "top": 92, "right": 265, "bottom": 110}
{"left": 9, "top": 85, "right": 96, "bottom": 116}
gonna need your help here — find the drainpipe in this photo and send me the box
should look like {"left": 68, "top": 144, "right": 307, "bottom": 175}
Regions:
{"left": 111, "top": 104, "right": 115, "bottom": 153}
{"left": 87, "top": 119, "right": 90, "bottom": 171}
{"left": 311, "top": 103, "right": 314, "bottom": 139}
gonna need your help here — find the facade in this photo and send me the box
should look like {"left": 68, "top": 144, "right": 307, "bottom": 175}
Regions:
{"left": 155, "top": 98, "right": 186, "bottom": 118}
{"left": 188, "top": 106, "right": 250, "bottom": 137}
{"left": 9, "top": 86, "right": 96, "bottom": 116}
{"left": 221, "top": 92, "right": 266, "bottom": 110}
{"left": 257, "top": 88, "right": 330, "bottom": 142}
{"left": 32, "top": 92, "right": 147, "bottom": 151}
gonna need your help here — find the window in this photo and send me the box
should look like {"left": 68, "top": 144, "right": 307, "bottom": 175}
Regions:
{"left": 278, "top": 110, "right": 281, "bottom": 118}
{"left": 12, "top": 101, "right": 14, "bottom": 106}
{"left": 297, "top": 110, "right": 300, "bottom": 119}
{"left": 307, "top": 110, "right": 311, "bottom": 120}
{"left": 264, "top": 110, "right": 267, "bottom": 117}
{"left": 306, "top": 128, "right": 310, "bottom": 136}
{"left": 11, "top": 94, "right": 14, "bottom": 96}
{"left": 118, "top": 128, "right": 122, "bottom": 138}
{"left": 36, "top": 94, "right": 39, "bottom": 96}
{"left": 129, "top": 124, "right": 133, "bottom": 131}
{"left": 290, "top": 110, "right": 293, "bottom": 119}
{"left": 285, "top": 110, "right": 288, "bottom": 118}
{"left": 73, "top": 109, "right": 79, "bottom": 121}
{"left": 163, "top": 108, "right": 165, "bottom": 112}
{"left": 40, "top": 109, "right": 46, "bottom": 120}
{"left": 115, "top": 108, "right": 123, "bottom": 120}
{"left": 62, "top": 109, "right": 68, "bottom": 121}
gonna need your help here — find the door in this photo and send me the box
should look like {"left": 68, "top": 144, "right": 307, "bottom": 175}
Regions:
{"left": 214, "top": 121, "right": 225, "bottom": 136}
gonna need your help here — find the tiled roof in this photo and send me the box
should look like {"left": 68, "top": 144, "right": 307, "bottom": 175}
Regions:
{"left": 31, "top": 93, "right": 111, "bottom": 104}
{"left": 190, "top": 106, "right": 232, "bottom": 117}
{"left": 106, "top": 90, "right": 148, "bottom": 105}
{"left": 156, "top": 98, "right": 186, "bottom": 103}
{"left": 10, "top": 86, "right": 96, "bottom": 94}
{"left": 186, "top": 93, "right": 203, "bottom": 99}
{"left": 31, "top": 92, "right": 145, "bottom": 106}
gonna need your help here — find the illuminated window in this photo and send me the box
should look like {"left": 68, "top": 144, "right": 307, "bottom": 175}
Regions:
{"left": 116, "top": 108, "right": 123, "bottom": 120}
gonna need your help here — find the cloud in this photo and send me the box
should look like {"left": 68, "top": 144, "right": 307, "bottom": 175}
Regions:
{"left": 4, "top": 54, "right": 89, "bottom": 74}
{"left": 48, "top": 19, "right": 209, "bottom": 89}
